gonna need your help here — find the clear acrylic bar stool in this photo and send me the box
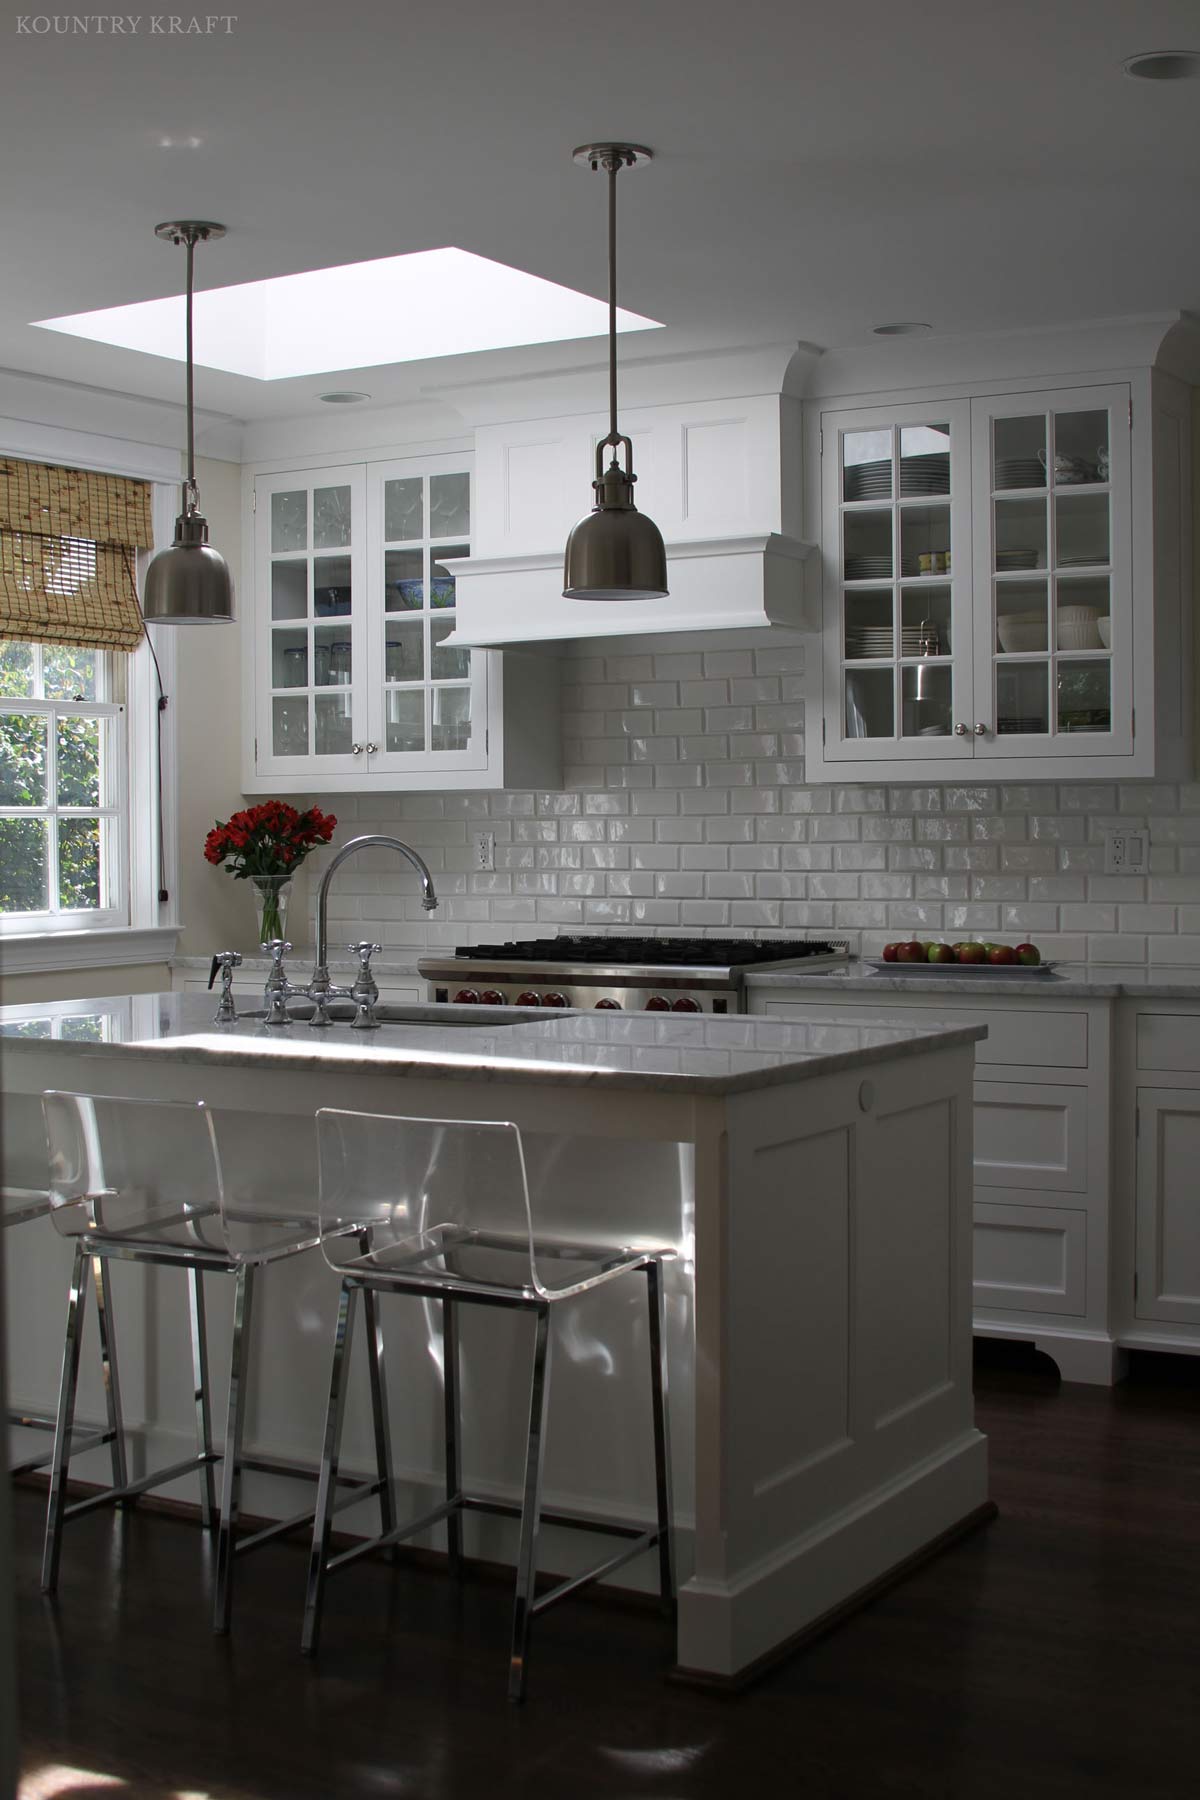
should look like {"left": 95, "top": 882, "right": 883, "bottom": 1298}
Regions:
{"left": 40, "top": 1090, "right": 393, "bottom": 1632}
{"left": 303, "top": 1109, "right": 675, "bottom": 1701}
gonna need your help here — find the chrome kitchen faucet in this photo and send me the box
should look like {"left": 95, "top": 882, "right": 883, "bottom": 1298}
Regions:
{"left": 307, "top": 834, "right": 439, "bottom": 1028}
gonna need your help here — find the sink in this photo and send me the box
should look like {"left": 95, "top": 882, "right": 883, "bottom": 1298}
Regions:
{"left": 236, "top": 1001, "right": 526, "bottom": 1028}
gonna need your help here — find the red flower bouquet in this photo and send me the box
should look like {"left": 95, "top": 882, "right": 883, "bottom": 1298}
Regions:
{"left": 204, "top": 801, "right": 336, "bottom": 943}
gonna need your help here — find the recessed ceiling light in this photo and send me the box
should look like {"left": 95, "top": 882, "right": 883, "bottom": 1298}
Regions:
{"left": 32, "top": 246, "right": 662, "bottom": 382}
{"left": 156, "top": 133, "right": 204, "bottom": 149}
{"left": 1122, "top": 49, "right": 1200, "bottom": 80}
{"left": 318, "top": 390, "right": 370, "bottom": 404}
{"left": 872, "top": 321, "right": 933, "bottom": 337}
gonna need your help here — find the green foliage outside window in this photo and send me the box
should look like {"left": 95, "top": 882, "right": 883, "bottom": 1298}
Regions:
{"left": 1, "top": 641, "right": 105, "bottom": 914}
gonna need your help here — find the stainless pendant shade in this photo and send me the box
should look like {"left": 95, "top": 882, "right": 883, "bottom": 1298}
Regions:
{"left": 563, "top": 143, "right": 668, "bottom": 603}
{"left": 143, "top": 221, "right": 234, "bottom": 624}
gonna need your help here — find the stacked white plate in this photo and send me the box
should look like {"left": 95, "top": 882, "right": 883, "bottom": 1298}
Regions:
{"left": 847, "top": 628, "right": 939, "bottom": 658}
{"left": 844, "top": 554, "right": 892, "bottom": 580}
{"left": 995, "top": 457, "right": 1044, "bottom": 490}
{"left": 996, "top": 548, "right": 1039, "bottom": 571}
{"left": 843, "top": 459, "right": 892, "bottom": 502}
{"left": 899, "top": 451, "right": 950, "bottom": 495}
{"left": 1058, "top": 551, "right": 1105, "bottom": 568}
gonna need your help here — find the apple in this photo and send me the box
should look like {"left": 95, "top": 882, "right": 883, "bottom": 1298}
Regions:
{"left": 1015, "top": 942, "right": 1041, "bottom": 966}
{"left": 882, "top": 942, "right": 899, "bottom": 962}
{"left": 927, "top": 943, "right": 956, "bottom": 964}
{"left": 956, "top": 942, "right": 986, "bottom": 964}
{"left": 988, "top": 944, "right": 1016, "bottom": 965}
{"left": 895, "top": 940, "right": 926, "bottom": 963}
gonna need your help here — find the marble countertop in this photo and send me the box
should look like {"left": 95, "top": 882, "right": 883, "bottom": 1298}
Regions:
{"left": 0, "top": 991, "right": 985, "bottom": 1098}
{"left": 745, "top": 962, "right": 1200, "bottom": 1000}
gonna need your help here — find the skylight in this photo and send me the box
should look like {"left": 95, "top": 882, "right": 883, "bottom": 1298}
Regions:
{"left": 33, "top": 246, "right": 662, "bottom": 381}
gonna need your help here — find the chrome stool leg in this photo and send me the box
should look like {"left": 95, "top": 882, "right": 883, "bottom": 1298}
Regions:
{"left": 302, "top": 1277, "right": 359, "bottom": 1656}
{"left": 443, "top": 1297, "right": 463, "bottom": 1576}
{"left": 213, "top": 1262, "right": 256, "bottom": 1635}
{"left": 645, "top": 1258, "right": 675, "bottom": 1610}
{"left": 508, "top": 1304, "right": 553, "bottom": 1704}
{"left": 41, "top": 1241, "right": 90, "bottom": 1594}
{"left": 92, "top": 1255, "right": 128, "bottom": 1496}
{"left": 361, "top": 1283, "right": 394, "bottom": 1542}
{"left": 187, "top": 1267, "right": 217, "bottom": 1532}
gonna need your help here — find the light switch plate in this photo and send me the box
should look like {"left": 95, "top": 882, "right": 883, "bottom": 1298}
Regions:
{"left": 1103, "top": 827, "right": 1148, "bottom": 875}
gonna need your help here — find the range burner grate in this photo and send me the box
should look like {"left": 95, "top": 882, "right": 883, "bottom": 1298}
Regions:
{"left": 449, "top": 936, "right": 848, "bottom": 968}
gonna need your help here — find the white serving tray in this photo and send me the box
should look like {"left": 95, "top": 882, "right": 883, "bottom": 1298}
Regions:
{"left": 865, "top": 958, "right": 1058, "bottom": 978}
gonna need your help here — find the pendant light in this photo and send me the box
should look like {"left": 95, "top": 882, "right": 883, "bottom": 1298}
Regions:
{"left": 563, "top": 144, "right": 668, "bottom": 601}
{"left": 143, "top": 221, "right": 235, "bottom": 623}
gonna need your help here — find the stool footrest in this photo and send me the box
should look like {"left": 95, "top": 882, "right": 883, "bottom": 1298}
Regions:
{"left": 234, "top": 1475, "right": 385, "bottom": 1557}
{"left": 531, "top": 1527, "right": 662, "bottom": 1616}
{"left": 9, "top": 1415, "right": 113, "bottom": 1478}
{"left": 63, "top": 1449, "right": 220, "bottom": 1519}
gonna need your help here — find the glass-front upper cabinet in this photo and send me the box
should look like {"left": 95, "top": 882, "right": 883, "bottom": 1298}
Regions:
{"left": 365, "top": 456, "right": 488, "bottom": 774}
{"left": 823, "top": 399, "right": 973, "bottom": 762}
{"left": 970, "top": 385, "right": 1131, "bottom": 759}
{"left": 253, "top": 466, "right": 367, "bottom": 782}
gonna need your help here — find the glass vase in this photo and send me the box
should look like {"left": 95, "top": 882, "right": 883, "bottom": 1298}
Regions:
{"left": 252, "top": 877, "right": 293, "bottom": 948}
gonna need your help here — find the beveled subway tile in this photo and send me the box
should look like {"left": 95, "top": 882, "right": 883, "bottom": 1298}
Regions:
{"left": 971, "top": 815, "right": 1027, "bottom": 842}
{"left": 834, "top": 844, "right": 888, "bottom": 871}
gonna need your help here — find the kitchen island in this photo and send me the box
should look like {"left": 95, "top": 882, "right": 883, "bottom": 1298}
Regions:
{"left": 2, "top": 993, "right": 988, "bottom": 1681}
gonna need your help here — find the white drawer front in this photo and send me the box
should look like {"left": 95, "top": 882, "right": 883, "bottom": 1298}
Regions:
{"left": 1136, "top": 1013, "right": 1200, "bottom": 1074}
{"left": 973, "top": 1081, "right": 1087, "bottom": 1192}
{"left": 759, "top": 998, "right": 1087, "bottom": 1068}
{"left": 973, "top": 1200, "right": 1086, "bottom": 1315}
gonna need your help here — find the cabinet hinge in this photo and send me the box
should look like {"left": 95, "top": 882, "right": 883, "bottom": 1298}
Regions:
{"left": 485, "top": 729, "right": 489, "bottom": 754}
{"left": 819, "top": 430, "right": 824, "bottom": 458}
{"left": 254, "top": 735, "right": 258, "bottom": 762}
{"left": 1135, "top": 1107, "right": 1140, "bottom": 1139}
{"left": 822, "top": 716, "right": 827, "bottom": 747}
{"left": 1134, "top": 1271, "right": 1139, "bottom": 1299}
{"left": 251, "top": 488, "right": 256, "bottom": 512}
{"left": 1128, "top": 397, "right": 1132, "bottom": 430}
{"left": 1131, "top": 708, "right": 1136, "bottom": 740}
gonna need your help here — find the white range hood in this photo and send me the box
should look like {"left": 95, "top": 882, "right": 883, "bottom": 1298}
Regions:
{"left": 433, "top": 343, "right": 816, "bottom": 646}
{"left": 444, "top": 531, "right": 812, "bottom": 647}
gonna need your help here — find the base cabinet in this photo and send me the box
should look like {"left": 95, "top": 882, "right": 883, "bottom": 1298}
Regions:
{"left": 1134, "top": 1089, "right": 1200, "bottom": 1328}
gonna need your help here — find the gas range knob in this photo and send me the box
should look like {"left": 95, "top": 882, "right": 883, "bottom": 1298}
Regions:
{"left": 515, "top": 990, "right": 542, "bottom": 1006}
{"left": 594, "top": 998, "right": 621, "bottom": 1009}
{"left": 452, "top": 988, "right": 481, "bottom": 1004}
{"left": 541, "top": 991, "right": 569, "bottom": 1007}
{"left": 480, "top": 989, "right": 506, "bottom": 1006}
{"left": 645, "top": 995, "right": 671, "bottom": 1011}
{"left": 672, "top": 997, "right": 702, "bottom": 1013}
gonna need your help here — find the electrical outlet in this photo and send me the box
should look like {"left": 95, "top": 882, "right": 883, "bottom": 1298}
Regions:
{"left": 473, "top": 830, "right": 496, "bottom": 872}
{"left": 1103, "top": 827, "right": 1148, "bottom": 875}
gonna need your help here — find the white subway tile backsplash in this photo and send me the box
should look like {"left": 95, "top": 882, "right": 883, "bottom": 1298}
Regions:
{"left": 310, "top": 639, "right": 1199, "bottom": 961}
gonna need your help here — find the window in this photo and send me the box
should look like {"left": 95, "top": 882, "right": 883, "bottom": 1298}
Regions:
{"left": 0, "top": 638, "right": 127, "bottom": 931}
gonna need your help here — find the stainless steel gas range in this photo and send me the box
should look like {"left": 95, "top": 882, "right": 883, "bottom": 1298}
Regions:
{"left": 418, "top": 935, "right": 849, "bottom": 1014}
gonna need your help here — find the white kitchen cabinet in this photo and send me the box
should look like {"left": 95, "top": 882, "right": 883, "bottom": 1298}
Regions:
{"left": 807, "top": 370, "right": 1191, "bottom": 782}
{"left": 243, "top": 454, "right": 559, "bottom": 794}
{"left": 1133, "top": 1088, "right": 1200, "bottom": 1330}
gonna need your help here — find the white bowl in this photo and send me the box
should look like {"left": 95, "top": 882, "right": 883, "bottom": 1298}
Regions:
{"left": 997, "top": 620, "right": 1047, "bottom": 653}
{"left": 1057, "top": 621, "right": 1102, "bottom": 651}
{"left": 1097, "top": 616, "right": 1111, "bottom": 648}
{"left": 1057, "top": 603, "right": 1100, "bottom": 623}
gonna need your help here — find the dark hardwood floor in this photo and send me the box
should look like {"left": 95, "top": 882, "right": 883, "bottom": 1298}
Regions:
{"left": 12, "top": 1344, "right": 1200, "bottom": 1800}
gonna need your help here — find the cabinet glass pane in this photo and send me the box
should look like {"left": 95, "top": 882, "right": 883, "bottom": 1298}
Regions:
{"left": 313, "top": 555, "right": 351, "bottom": 617}
{"left": 385, "top": 548, "right": 423, "bottom": 611}
{"left": 845, "top": 668, "right": 893, "bottom": 739}
{"left": 842, "top": 430, "right": 891, "bottom": 503}
{"left": 385, "top": 689, "right": 425, "bottom": 753}
{"left": 901, "top": 585, "right": 952, "bottom": 655}
{"left": 0, "top": 640, "right": 34, "bottom": 697}
{"left": 1056, "top": 576, "right": 1109, "bottom": 649}
{"left": 314, "top": 693, "right": 353, "bottom": 756}
{"left": 431, "top": 544, "right": 467, "bottom": 609}
{"left": 0, "top": 817, "right": 47, "bottom": 911}
{"left": 1055, "top": 492, "right": 1108, "bottom": 569}
{"left": 431, "top": 621, "right": 471, "bottom": 680}
{"left": 432, "top": 686, "right": 472, "bottom": 752}
{"left": 58, "top": 818, "right": 100, "bottom": 910}
{"left": 272, "top": 696, "right": 308, "bottom": 756}
{"left": 996, "top": 662, "right": 1048, "bottom": 735}
{"left": 313, "top": 485, "right": 352, "bottom": 549}
{"left": 43, "top": 648, "right": 96, "bottom": 701}
{"left": 385, "top": 621, "right": 424, "bottom": 682}
{"left": 56, "top": 717, "right": 100, "bottom": 807}
{"left": 899, "top": 424, "right": 950, "bottom": 497}
{"left": 271, "top": 490, "right": 307, "bottom": 553}
{"left": 994, "top": 496, "right": 1046, "bottom": 571}
{"left": 901, "top": 664, "right": 953, "bottom": 738}
{"left": 1057, "top": 661, "right": 1111, "bottom": 734}
{"left": 993, "top": 417, "right": 1046, "bottom": 491}
{"left": 272, "top": 628, "right": 308, "bottom": 688}
{"left": 996, "top": 581, "right": 1048, "bottom": 654}
{"left": 844, "top": 510, "right": 892, "bottom": 580}
{"left": 0, "top": 714, "right": 47, "bottom": 804}
{"left": 314, "top": 626, "right": 351, "bottom": 687}
{"left": 844, "top": 588, "right": 893, "bottom": 660}
{"left": 899, "top": 504, "right": 950, "bottom": 577}
{"left": 384, "top": 477, "right": 423, "bottom": 543}
{"left": 430, "top": 472, "right": 470, "bottom": 538}
{"left": 1052, "top": 410, "right": 1108, "bottom": 485}
{"left": 271, "top": 562, "right": 307, "bottom": 620}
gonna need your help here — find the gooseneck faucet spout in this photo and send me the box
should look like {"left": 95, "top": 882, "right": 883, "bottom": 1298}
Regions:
{"left": 309, "top": 834, "right": 439, "bottom": 1021}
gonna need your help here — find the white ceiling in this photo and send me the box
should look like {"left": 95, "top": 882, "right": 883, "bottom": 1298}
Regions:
{"left": 3, "top": 0, "right": 1199, "bottom": 427}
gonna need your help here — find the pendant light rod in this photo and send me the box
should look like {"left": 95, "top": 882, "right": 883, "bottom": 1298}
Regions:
{"left": 154, "top": 220, "right": 224, "bottom": 514}
{"left": 573, "top": 144, "right": 651, "bottom": 457}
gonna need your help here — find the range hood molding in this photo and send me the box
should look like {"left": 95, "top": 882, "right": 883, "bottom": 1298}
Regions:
{"left": 442, "top": 531, "right": 815, "bottom": 647}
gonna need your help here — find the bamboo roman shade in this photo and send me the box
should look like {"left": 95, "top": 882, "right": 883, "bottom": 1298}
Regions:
{"left": 0, "top": 458, "right": 154, "bottom": 651}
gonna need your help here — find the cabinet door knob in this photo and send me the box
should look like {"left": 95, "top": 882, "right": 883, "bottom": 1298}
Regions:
{"left": 975, "top": 722, "right": 988, "bottom": 736}
{"left": 365, "top": 741, "right": 379, "bottom": 754}
{"left": 954, "top": 722, "right": 968, "bottom": 736}
{"left": 351, "top": 742, "right": 363, "bottom": 755}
